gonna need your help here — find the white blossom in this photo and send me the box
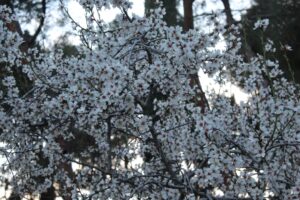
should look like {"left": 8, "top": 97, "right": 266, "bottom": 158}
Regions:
{"left": 0, "top": 1, "right": 299, "bottom": 199}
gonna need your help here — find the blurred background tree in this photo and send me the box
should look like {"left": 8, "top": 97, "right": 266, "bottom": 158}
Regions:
{"left": 240, "top": 0, "right": 300, "bottom": 83}
{"left": 144, "top": 0, "right": 183, "bottom": 26}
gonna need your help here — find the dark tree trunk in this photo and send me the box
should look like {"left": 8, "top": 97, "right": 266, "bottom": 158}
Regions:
{"left": 182, "top": 0, "right": 209, "bottom": 113}
{"left": 183, "top": 0, "right": 194, "bottom": 31}
{"left": 40, "top": 186, "right": 56, "bottom": 200}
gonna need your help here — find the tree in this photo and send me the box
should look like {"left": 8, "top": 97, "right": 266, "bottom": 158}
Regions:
{"left": 144, "top": 0, "right": 182, "bottom": 26}
{"left": 240, "top": 0, "right": 300, "bottom": 83}
{"left": 0, "top": 0, "right": 300, "bottom": 199}
{"left": 0, "top": 1, "right": 80, "bottom": 199}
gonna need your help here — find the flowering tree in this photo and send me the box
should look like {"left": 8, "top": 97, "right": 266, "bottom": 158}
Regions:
{"left": 0, "top": 0, "right": 300, "bottom": 199}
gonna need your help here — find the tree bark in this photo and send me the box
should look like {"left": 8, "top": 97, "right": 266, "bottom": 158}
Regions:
{"left": 183, "top": 0, "right": 209, "bottom": 113}
{"left": 183, "top": 0, "right": 194, "bottom": 31}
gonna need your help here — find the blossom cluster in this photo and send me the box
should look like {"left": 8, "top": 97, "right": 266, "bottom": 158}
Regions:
{"left": 0, "top": 1, "right": 299, "bottom": 199}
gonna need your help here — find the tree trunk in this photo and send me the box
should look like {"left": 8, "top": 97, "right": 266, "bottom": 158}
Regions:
{"left": 183, "top": 0, "right": 209, "bottom": 113}
{"left": 40, "top": 186, "right": 56, "bottom": 200}
{"left": 183, "top": 0, "right": 194, "bottom": 31}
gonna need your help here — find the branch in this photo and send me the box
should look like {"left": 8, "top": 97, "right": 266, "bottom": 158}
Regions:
{"left": 28, "top": 0, "right": 46, "bottom": 46}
